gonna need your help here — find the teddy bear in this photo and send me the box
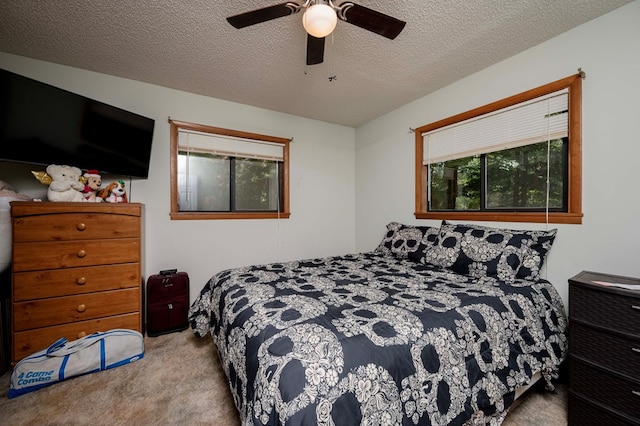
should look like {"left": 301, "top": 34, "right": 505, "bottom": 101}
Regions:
{"left": 46, "top": 164, "right": 85, "bottom": 202}
{"left": 81, "top": 169, "right": 103, "bottom": 202}
{"left": 98, "top": 180, "right": 128, "bottom": 203}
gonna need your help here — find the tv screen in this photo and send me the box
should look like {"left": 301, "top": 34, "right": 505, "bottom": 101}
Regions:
{"left": 0, "top": 69, "right": 155, "bottom": 178}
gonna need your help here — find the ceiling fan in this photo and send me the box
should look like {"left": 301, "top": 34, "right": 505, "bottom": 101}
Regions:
{"left": 227, "top": 0, "right": 406, "bottom": 65}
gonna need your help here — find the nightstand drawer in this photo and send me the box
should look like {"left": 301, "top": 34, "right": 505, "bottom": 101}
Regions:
{"left": 570, "top": 284, "right": 640, "bottom": 338}
{"left": 12, "top": 212, "right": 140, "bottom": 242}
{"left": 570, "top": 322, "right": 640, "bottom": 382}
{"left": 12, "top": 313, "right": 141, "bottom": 362}
{"left": 12, "top": 239, "right": 140, "bottom": 272}
{"left": 569, "top": 358, "right": 640, "bottom": 421}
{"left": 13, "top": 288, "right": 141, "bottom": 331}
{"left": 13, "top": 263, "right": 140, "bottom": 301}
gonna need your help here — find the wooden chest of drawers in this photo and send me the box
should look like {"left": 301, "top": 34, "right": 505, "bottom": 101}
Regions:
{"left": 568, "top": 271, "right": 640, "bottom": 425}
{"left": 10, "top": 202, "right": 143, "bottom": 364}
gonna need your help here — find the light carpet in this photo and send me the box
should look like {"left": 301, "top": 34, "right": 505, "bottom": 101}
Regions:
{"left": 0, "top": 330, "right": 566, "bottom": 425}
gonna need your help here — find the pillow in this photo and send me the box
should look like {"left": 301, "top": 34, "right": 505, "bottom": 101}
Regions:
{"left": 407, "top": 226, "right": 441, "bottom": 263}
{"left": 516, "top": 228, "right": 557, "bottom": 280}
{"left": 422, "top": 221, "right": 557, "bottom": 282}
{"left": 375, "top": 222, "right": 439, "bottom": 260}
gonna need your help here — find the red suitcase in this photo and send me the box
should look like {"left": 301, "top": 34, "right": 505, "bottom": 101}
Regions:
{"left": 146, "top": 270, "right": 189, "bottom": 337}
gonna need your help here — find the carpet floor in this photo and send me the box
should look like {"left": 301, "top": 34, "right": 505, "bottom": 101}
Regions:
{"left": 0, "top": 330, "right": 567, "bottom": 425}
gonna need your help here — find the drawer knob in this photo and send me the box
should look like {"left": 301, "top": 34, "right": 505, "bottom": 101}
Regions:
{"left": 76, "top": 249, "right": 87, "bottom": 258}
{"left": 77, "top": 304, "right": 86, "bottom": 313}
{"left": 77, "top": 331, "right": 87, "bottom": 338}
{"left": 76, "top": 277, "right": 87, "bottom": 285}
{"left": 76, "top": 223, "right": 86, "bottom": 231}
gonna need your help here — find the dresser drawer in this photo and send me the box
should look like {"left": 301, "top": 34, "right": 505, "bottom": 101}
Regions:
{"left": 13, "top": 288, "right": 141, "bottom": 331}
{"left": 568, "top": 393, "right": 638, "bottom": 426}
{"left": 12, "top": 212, "right": 140, "bottom": 242}
{"left": 12, "top": 239, "right": 140, "bottom": 272}
{"left": 12, "top": 313, "right": 141, "bottom": 362}
{"left": 569, "top": 358, "right": 640, "bottom": 421}
{"left": 570, "top": 322, "right": 640, "bottom": 382}
{"left": 13, "top": 263, "right": 140, "bottom": 301}
{"left": 569, "top": 284, "right": 640, "bottom": 338}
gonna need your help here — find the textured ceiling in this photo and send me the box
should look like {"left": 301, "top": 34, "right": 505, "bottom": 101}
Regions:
{"left": 0, "top": 0, "right": 631, "bottom": 127}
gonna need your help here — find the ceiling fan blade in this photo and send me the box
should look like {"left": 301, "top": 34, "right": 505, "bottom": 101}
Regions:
{"left": 341, "top": 3, "right": 406, "bottom": 39}
{"left": 306, "top": 34, "right": 325, "bottom": 65}
{"left": 227, "top": 3, "right": 296, "bottom": 29}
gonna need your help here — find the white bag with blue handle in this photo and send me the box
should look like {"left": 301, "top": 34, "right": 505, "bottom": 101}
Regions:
{"left": 9, "top": 329, "right": 144, "bottom": 398}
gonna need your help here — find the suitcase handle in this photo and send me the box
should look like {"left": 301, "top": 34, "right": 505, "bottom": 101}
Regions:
{"left": 160, "top": 269, "right": 178, "bottom": 275}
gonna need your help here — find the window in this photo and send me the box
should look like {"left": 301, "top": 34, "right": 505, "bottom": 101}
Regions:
{"left": 169, "top": 120, "right": 290, "bottom": 220}
{"left": 415, "top": 74, "right": 582, "bottom": 224}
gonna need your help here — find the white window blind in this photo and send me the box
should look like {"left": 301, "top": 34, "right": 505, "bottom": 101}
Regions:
{"left": 178, "top": 128, "right": 284, "bottom": 161}
{"left": 423, "top": 89, "right": 568, "bottom": 165}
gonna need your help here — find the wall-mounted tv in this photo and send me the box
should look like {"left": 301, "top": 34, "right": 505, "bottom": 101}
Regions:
{"left": 0, "top": 69, "right": 155, "bottom": 178}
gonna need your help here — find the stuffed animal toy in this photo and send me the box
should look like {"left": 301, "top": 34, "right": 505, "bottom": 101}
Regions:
{"left": 82, "top": 170, "right": 103, "bottom": 202}
{"left": 98, "top": 180, "right": 128, "bottom": 203}
{"left": 0, "top": 180, "right": 31, "bottom": 273}
{"left": 46, "top": 164, "right": 85, "bottom": 202}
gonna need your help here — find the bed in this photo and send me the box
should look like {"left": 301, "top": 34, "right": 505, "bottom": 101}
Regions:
{"left": 189, "top": 221, "right": 567, "bottom": 425}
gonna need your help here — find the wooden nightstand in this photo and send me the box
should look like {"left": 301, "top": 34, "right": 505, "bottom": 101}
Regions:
{"left": 568, "top": 271, "right": 640, "bottom": 425}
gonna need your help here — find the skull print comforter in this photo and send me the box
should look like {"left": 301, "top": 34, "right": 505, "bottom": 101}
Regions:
{"left": 189, "top": 252, "right": 567, "bottom": 425}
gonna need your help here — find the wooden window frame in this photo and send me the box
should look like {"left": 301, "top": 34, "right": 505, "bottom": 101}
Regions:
{"left": 414, "top": 74, "right": 583, "bottom": 224}
{"left": 169, "top": 119, "right": 291, "bottom": 220}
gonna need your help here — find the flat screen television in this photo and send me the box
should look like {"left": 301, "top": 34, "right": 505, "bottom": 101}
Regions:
{"left": 0, "top": 68, "right": 155, "bottom": 178}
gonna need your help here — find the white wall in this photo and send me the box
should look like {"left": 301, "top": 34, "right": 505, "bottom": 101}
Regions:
{"left": 0, "top": 53, "right": 356, "bottom": 301}
{"left": 2, "top": 2, "right": 638, "bottom": 307}
{"left": 355, "top": 1, "right": 640, "bottom": 307}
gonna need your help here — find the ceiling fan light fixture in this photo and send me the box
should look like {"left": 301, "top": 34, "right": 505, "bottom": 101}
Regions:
{"left": 302, "top": 3, "right": 337, "bottom": 38}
